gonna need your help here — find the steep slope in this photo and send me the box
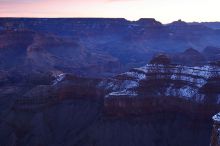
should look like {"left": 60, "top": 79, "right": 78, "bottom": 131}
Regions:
{"left": 172, "top": 48, "right": 206, "bottom": 66}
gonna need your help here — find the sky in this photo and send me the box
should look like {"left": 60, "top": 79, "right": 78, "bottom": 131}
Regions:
{"left": 0, "top": 0, "right": 219, "bottom": 23}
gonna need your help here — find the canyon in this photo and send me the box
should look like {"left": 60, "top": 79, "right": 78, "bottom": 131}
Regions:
{"left": 0, "top": 18, "right": 220, "bottom": 146}
{"left": 0, "top": 57, "right": 219, "bottom": 146}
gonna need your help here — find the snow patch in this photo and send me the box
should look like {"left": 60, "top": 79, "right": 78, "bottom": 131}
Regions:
{"left": 179, "top": 86, "right": 196, "bottom": 99}
{"left": 108, "top": 90, "right": 138, "bottom": 97}
{"left": 106, "top": 80, "right": 139, "bottom": 98}
{"left": 135, "top": 64, "right": 220, "bottom": 79}
{"left": 52, "top": 73, "right": 66, "bottom": 85}
{"left": 123, "top": 72, "right": 146, "bottom": 81}
{"left": 213, "top": 113, "right": 220, "bottom": 122}
{"left": 121, "top": 80, "right": 139, "bottom": 89}
{"left": 106, "top": 82, "right": 118, "bottom": 90}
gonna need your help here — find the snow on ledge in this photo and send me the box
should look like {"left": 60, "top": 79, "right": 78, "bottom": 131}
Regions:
{"left": 52, "top": 73, "right": 66, "bottom": 85}
{"left": 108, "top": 90, "right": 138, "bottom": 97}
{"left": 213, "top": 113, "right": 220, "bottom": 123}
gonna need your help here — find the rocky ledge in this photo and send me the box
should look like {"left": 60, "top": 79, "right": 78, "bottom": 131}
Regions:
{"left": 13, "top": 73, "right": 103, "bottom": 111}
{"left": 100, "top": 64, "right": 220, "bottom": 118}
{"left": 211, "top": 113, "right": 220, "bottom": 146}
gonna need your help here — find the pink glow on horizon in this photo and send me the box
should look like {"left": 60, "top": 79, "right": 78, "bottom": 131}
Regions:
{"left": 0, "top": 0, "right": 220, "bottom": 23}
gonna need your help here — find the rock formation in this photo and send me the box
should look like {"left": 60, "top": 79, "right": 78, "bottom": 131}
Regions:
{"left": 172, "top": 48, "right": 206, "bottom": 66}
{"left": 0, "top": 63, "right": 219, "bottom": 146}
{"left": 100, "top": 63, "right": 220, "bottom": 117}
{"left": 211, "top": 113, "right": 220, "bottom": 146}
{"left": 150, "top": 54, "right": 171, "bottom": 65}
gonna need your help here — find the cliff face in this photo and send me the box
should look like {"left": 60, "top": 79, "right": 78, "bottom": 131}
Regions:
{"left": 211, "top": 113, "right": 220, "bottom": 146}
{"left": 0, "top": 64, "right": 218, "bottom": 146}
{"left": 100, "top": 64, "right": 220, "bottom": 117}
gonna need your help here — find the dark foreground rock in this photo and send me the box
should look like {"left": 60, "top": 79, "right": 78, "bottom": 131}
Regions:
{"left": 0, "top": 98, "right": 213, "bottom": 146}
{"left": 0, "top": 64, "right": 219, "bottom": 146}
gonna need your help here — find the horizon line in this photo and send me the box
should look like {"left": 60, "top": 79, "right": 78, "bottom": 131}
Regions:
{"left": 0, "top": 17, "right": 220, "bottom": 24}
